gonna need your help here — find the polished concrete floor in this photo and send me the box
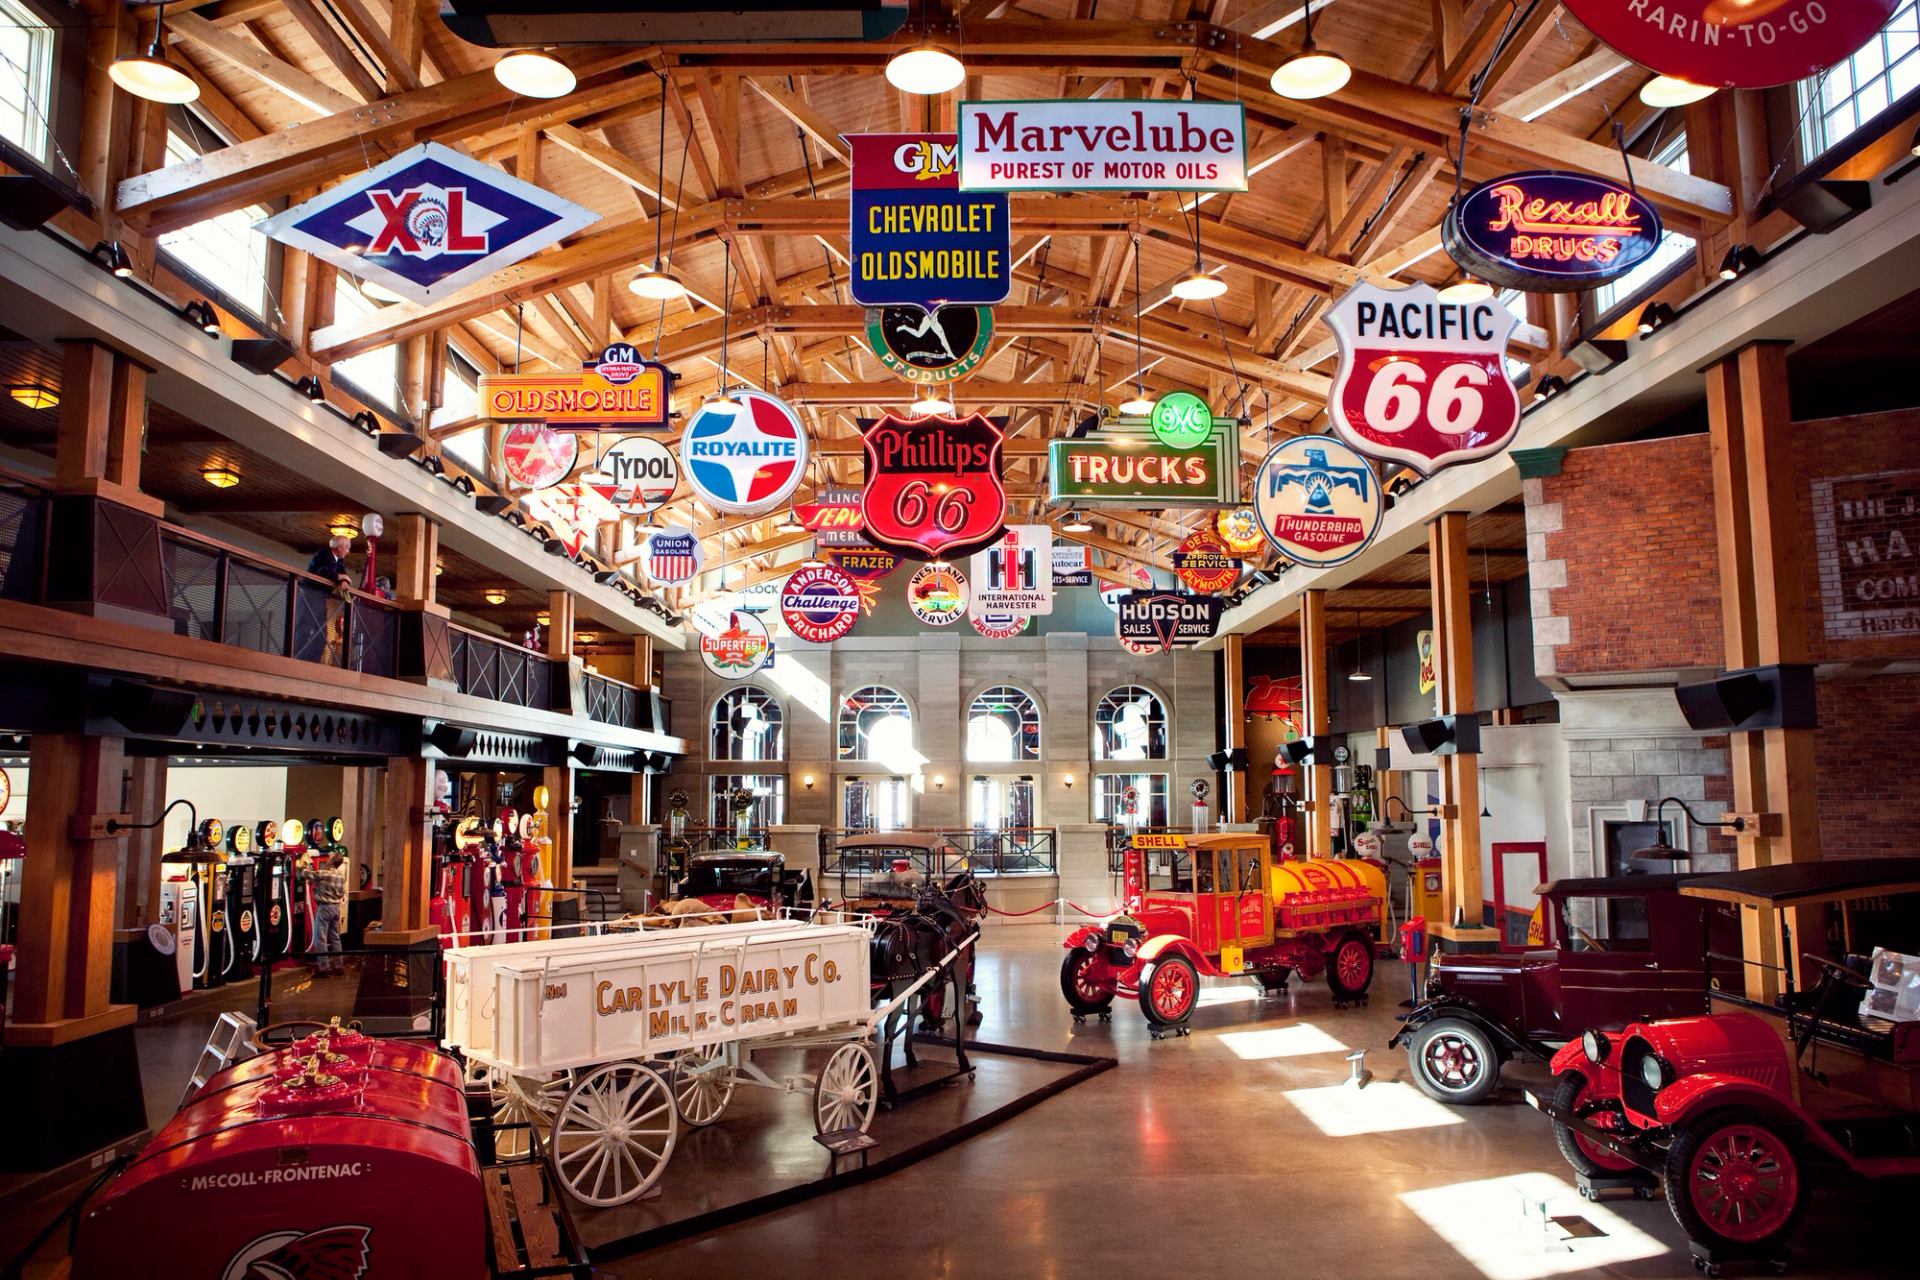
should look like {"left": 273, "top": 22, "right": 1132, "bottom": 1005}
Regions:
{"left": 4, "top": 931, "right": 1904, "bottom": 1280}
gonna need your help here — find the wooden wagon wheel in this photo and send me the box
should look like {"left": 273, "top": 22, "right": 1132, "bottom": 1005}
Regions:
{"left": 813, "top": 1043, "right": 879, "bottom": 1136}
{"left": 479, "top": 1066, "right": 576, "bottom": 1159}
{"left": 667, "top": 1044, "right": 737, "bottom": 1127}
{"left": 551, "top": 1062, "right": 678, "bottom": 1206}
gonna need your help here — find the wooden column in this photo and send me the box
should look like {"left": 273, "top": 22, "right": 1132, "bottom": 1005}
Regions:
{"left": 546, "top": 590, "right": 575, "bottom": 660}
{"left": 1429, "top": 512, "right": 1494, "bottom": 943}
{"left": 401, "top": 335, "right": 432, "bottom": 427}
{"left": 542, "top": 764, "right": 576, "bottom": 890}
{"left": 390, "top": 512, "right": 439, "bottom": 604}
{"left": 1374, "top": 725, "right": 1402, "bottom": 823}
{"left": 1299, "top": 590, "right": 1332, "bottom": 857}
{"left": 118, "top": 754, "right": 167, "bottom": 929}
{"left": 378, "top": 754, "right": 434, "bottom": 939}
{"left": 1706, "top": 341, "right": 1818, "bottom": 997}
{"left": 631, "top": 636, "right": 655, "bottom": 823}
{"left": 12, "top": 733, "right": 130, "bottom": 1032}
{"left": 1223, "top": 633, "right": 1249, "bottom": 824}
{"left": 54, "top": 342, "right": 115, "bottom": 489}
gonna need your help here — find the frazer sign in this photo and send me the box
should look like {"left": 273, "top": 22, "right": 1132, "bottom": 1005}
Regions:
{"left": 1325, "top": 280, "right": 1521, "bottom": 475}
{"left": 847, "top": 133, "right": 1010, "bottom": 312}
{"left": 256, "top": 142, "right": 597, "bottom": 305}
{"left": 1562, "top": 0, "right": 1897, "bottom": 89}
{"left": 1443, "top": 171, "right": 1662, "bottom": 294}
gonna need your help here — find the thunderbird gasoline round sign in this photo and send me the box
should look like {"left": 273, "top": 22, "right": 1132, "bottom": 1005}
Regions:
{"left": 1253, "top": 434, "right": 1385, "bottom": 568}
{"left": 1325, "top": 280, "right": 1521, "bottom": 476}
{"left": 1561, "top": 1, "right": 1896, "bottom": 88}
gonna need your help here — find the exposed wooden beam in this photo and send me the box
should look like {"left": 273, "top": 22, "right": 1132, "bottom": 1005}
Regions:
{"left": 166, "top": 11, "right": 359, "bottom": 116}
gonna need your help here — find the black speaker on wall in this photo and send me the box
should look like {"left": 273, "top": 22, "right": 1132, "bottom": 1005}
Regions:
{"left": 1400, "top": 715, "right": 1481, "bottom": 756}
{"left": 423, "top": 721, "right": 476, "bottom": 758}
{"left": 1282, "top": 736, "right": 1336, "bottom": 765}
{"left": 1674, "top": 665, "right": 1817, "bottom": 732}
{"left": 1205, "top": 747, "right": 1251, "bottom": 771}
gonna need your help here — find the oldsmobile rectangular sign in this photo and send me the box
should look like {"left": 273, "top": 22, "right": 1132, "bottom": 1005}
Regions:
{"left": 847, "top": 133, "right": 1010, "bottom": 311}
{"left": 1049, "top": 429, "right": 1239, "bottom": 507}
{"left": 958, "top": 100, "right": 1247, "bottom": 193}
{"left": 479, "top": 344, "right": 671, "bottom": 429}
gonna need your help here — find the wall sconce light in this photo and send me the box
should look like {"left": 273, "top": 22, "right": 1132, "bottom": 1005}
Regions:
{"left": 932, "top": 774, "right": 946, "bottom": 790}
{"left": 1636, "top": 301, "right": 1678, "bottom": 336}
{"left": 803, "top": 774, "right": 816, "bottom": 791}
{"left": 91, "top": 240, "right": 133, "bottom": 277}
{"left": 1717, "top": 244, "right": 1762, "bottom": 281}
{"left": 1530, "top": 374, "right": 1567, "bottom": 404}
{"left": 181, "top": 298, "right": 221, "bottom": 335}
{"left": 1062, "top": 773, "right": 1075, "bottom": 789}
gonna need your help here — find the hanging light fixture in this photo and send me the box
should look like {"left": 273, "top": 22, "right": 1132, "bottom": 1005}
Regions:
{"left": 484, "top": 589, "right": 508, "bottom": 605}
{"left": 910, "top": 390, "right": 954, "bottom": 416}
{"left": 9, "top": 385, "right": 57, "bottom": 410}
{"left": 774, "top": 509, "right": 804, "bottom": 533}
{"left": 109, "top": 4, "right": 200, "bottom": 105}
{"left": 493, "top": 50, "right": 575, "bottom": 99}
{"left": 1120, "top": 246, "right": 1155, "bottom": 415}
{"left": 328, "top": 519, "right": 359, "bottom": 540}
{"left": 702, "top": 244, "right": 744, "bottom": 411}
{"left": 1269, "top": 3, "right": 1351, "bottom": 101}
{"left": 886, "top": 19, "right": 966, "bottom": 96}
{"left": 200, "top": 465, "right": 240, "bottom": 489}
{"left": 536, "top": 610, "right": 551, "bottom": 626}
{"left": 1639, "top": 75, "right": 1716, "bottom": 108}
{"left": 1346, "top": 637, "right": 1373, "bottom": 682}
{"left": 1119, "top": 391, "right": 1156, "bottom": 414}
{"left": 1171, "top": 210, "right": 1228, "bottom": 300}
{"left": 1437, "top": 273, "right": 1494, "bottom": 304}
{"left": 630, "top": 75, "right": 689, "bottom": 301}
{"left": 1061, "top": 511, "right": 1094, "bottom": 533}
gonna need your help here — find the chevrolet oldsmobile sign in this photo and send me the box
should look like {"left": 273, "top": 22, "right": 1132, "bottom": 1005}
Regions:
{"left": 480, "top": 344, "right": 672, "bottom": 430}
{"left": 959, "top": 100, "right": 1247, "bottom": 193}
{"left": 1562, "top": 0, "right": 1896, "bottom": 88}
{"left": 848, "top": 133, "right": 1010, "bottom": 311}
{"left": 1048, "top": 423, "right": 1240, "bottom": 508}
{"left": 255, "top": 142, "right": 598, "bottom": 305}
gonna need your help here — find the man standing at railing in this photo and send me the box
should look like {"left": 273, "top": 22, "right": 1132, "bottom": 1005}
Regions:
{"left": 307, "top": 534, "right": 354, "bottom": 591}
{"left": 313, "top": 850, "right": 348, "bottom": 975}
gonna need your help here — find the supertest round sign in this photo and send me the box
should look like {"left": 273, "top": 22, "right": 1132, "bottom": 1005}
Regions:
{"left": 584, "top": 436, "right": 677, "bottom": 516}
{"left": 1253, "top": 435, "right": 1385, "bottom": 568}
{"left": 680, "top": 390, "right": 809, "bottom": 515}
{"left": 907, "top": 562, "right": 969, "bottom": 626}
{"left": 1561, "top": 0, "right": 1897, "bottom": 89}
{"left": 1325, "top": 280, "right": 1522, "bottom": 476}
{"left": 501, "top": 423, "right": 579, "bottom": 491}
{"left": 780, "top": 564, "right": 862, "bottom": 644}
{"left": 848, "top": 133, "right": 1010, "bottom": 312}
{"left": 643, "top": 525, "right": 704, "bottom": 585}
{"left": 700, "top": 611, "right": 773, "bottom": 679}
{"left": 1443, "top": 171, "right": 1663, "bottom": 293}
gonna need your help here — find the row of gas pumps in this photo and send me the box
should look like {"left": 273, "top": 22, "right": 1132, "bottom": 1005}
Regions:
{"left": 428, "top": 803, "right": 556, "bottom": 948}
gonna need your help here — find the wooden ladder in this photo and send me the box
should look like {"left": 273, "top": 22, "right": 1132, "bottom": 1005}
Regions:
{"left": 178, "top": 1011, "right": 258, "bottom": 1109}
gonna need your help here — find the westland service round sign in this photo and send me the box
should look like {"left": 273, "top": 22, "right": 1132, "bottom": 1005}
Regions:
{"left": 681, "top": 390, "right": 809, "bottom": 515}
{"left": 1253, "top": 435, "right": 1384, "bottom": 568}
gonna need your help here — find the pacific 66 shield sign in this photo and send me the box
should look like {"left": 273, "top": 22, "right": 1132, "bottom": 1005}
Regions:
{"left": 847, "top": 134, "right": 1010, "bottom": 312}
{"left": 1325, "top": 281, "right": 1522, "bottom": 476}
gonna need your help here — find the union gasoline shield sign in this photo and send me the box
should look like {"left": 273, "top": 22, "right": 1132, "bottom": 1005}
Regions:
{"left": 1325, "top": 280, "right": 1521, "bottom": 476}
{"left": 859, "top": 413, "right": 1008, "bottom": 561}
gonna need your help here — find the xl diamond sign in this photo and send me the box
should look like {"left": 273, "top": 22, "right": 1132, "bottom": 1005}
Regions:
{"left": 256, "top": 143, "right": 598, "bottom": 305}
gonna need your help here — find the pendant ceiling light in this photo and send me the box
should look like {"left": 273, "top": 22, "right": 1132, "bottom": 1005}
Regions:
{"left": 1437, "top": 273, "right": 1494, "bottom": 303}
{"left": 200, "top": 464, "right": 240, "bottom": 489}
{"left": 1119, "top": 392, "right": 1156, "bottom": 415}
{"left": 886, "top": 36, "right": 965, "bottom": 95}
{"left": 109, "top": 4, "right": 200, "bottom": 104}
{"left": 629, "top": 265, "right": 686, "bottom": 300}
{"left": 1269, "top": 3, "right": 1350, "bottom": 101}
{"left": 774, "top": 510, "right": 804, "bottom": 533}
{"left": 1170, "top": 210, "right": 1228, "bottom": 301}
{"left": 10, "top": 385, "right": 58, "bottom": 410}
{"left": 630, "top": 74, "right": 688, "bottom": 302}
{"left": 494, "top": 50, "right": 576, "bottom": 99}
{"left": 1639, "top": 75, "right": 1716, "bottom": 108}
{"left": 910, "top": 390, "right": 954, "bottom": 416}
{"left": 1061, "top": 511, "right": 1094, "bottom": 533}
{"left": 1120, "top": 249, "right": 1155, "bottom": 414}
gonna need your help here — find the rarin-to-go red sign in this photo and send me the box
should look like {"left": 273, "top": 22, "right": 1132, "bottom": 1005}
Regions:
{"left": 1562, "top": 1, "right": 1896, "bottom": 88}
{"left": 958, "top": 100, "right": 1247, "bottom": 192}
{"left": 1325, "top": 281, "right": 1522, "bottom": 476}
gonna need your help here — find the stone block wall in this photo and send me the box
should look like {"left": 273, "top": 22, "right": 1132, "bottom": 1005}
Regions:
{"left": 1559, "top": 689, "right": 1736, "bottom": 874}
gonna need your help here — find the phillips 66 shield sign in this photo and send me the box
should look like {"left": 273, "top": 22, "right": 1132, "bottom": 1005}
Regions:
{"left": 1325, "top": 281, "right": 1521, "bottom": 476}
{"left": 860, "top": 413, "right": 1008, "bottom": 561}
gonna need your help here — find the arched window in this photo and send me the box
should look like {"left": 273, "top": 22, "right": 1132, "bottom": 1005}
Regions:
{"left": 712, "top": 687, "right": 783, "bottom": 762}
{"left": 1094, "top": 685, "right": 1167, "bottom": 761}
{"left": 966, "top": 686, "right": 1040, "bottom": 762}
{"left": 838, "top": 686, "right": 913, "bottom": 763}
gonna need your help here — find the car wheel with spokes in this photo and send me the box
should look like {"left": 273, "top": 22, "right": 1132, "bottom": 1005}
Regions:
{"left": 1551, "top": 1071, "right": 1640, "bottom": 1177}
{"left": 1059, "top": 949, "right": 1115, "bottom": 1015}
{"left": 1139, "top": 954, "right": 1198, "bottom": 1029}
{"left": 1325, "top": 933, "right": 1375, "bottom": 1002}
{"left": 1664, "top": 1107, "right": 1809, "bottom": 1253}
{"left": 1406, "top": 1017, "right": 1500, "bottom": 1104}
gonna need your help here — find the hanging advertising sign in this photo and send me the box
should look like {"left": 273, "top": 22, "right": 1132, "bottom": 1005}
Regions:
{"left": 1442, "top": 171, "right": 1663, "bottom": 293}
{"left": 700, "top": 611, "right": 773, "bottom": 679}
{"left": 478, "top": 344, "right": 672, "bottom": 429}
{"left": 582, "top": 435, "right": 676, "bottom": 515}
{"left": 859, "top": 413, "right": 1008, "bottom": 561}
{"left": 1117, "top": 591, "right": 1224, "bottom": 649}
{"left": 825, "top": 545, "right": 899, "bottom": 582}
{"left": 780, "top": 564, "right": 862, "bottom": 644}
{"left": 866, "top": 305, "right": 995, "bottom": 384}
{"left": 255, "top": 142, "right": 598, "bottom": 305}
{"left": 681, "top": 390, "right": 810, "bottom": 516}
{"left": 1101, "top": 565, "right": 1155, "bottom": 614}
{"left": 907, "top": 562, "right": 969, "bottom": 626}
{"left": 1051, "top": 544, "right": 1092, "bottom": 588}
{"left": 958, "top": 100, "right": 1247, "bottom": 193}
{"left": 500, "top": 423, "right": 579, "bottom": 491}
{"left": 970, "top": 524, "right": 1054, "bottom": 616}
{"left": 847, "top": 133, "right": 1010, "bottom": 311}
{"left": 971, "top": 612, "right": 1029, "bottom": 639}
{"left": 1247, "top": 674, "right": 1301, "bottom": 720}
{"left": 643, "top": 524, "right": 704, "bottom": 585}
{"left": 1325, "top": 280, "right": 1521, "bottom": 475}
{"left": 1253, "top": 435, "right": 1384, "bottom": 568}
{"left": 793, "top": 489, "right": 867, "bottom": 548}
{"left": 1173, "top": 529, "right": 1240, "bottom": 594}
{"left": 1214, "top": 508, "right": 1264, "bottom": 556}
{"left": 1150, "top": 391, "right": 1214, "bottom": 450}
{"left": 1560, "top": 0, "right": 1897, "bottom": 88}
{"left": 1048, "top": 431, "right": 1239, "bottom": 507}
{"left": 1418, "top": 629, "right": 1438, "bottom": 694}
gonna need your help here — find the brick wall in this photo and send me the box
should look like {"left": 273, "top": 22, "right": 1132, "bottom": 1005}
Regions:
{"left": 1816, "top": 673, "right": 1920, "bottom": 858}
{"left": 1797, "top": 408, "right": 1920, "bottom": 662}
{"left": 1526, "top": 435, "right": 1724, "bottom": 680}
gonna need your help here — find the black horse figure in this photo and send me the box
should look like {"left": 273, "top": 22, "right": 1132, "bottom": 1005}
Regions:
{"left": 863, "top": 869, "right": 986, "bottom": 1100}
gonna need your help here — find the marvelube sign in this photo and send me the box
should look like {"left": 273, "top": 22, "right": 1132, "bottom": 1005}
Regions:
{"left": 681, "top": 390, "right": 809, "bottom": 516}
{"left": 1048, "top": 427, "right": 1239, "bottom": 507}
{"left": 1325, "top": 280, "right": 1522, "bottom": 475}
{"left": 865, "top": 305, "right": 994, "bottom": 385}
{"left": 1443, "top": 171, "right": 1663, "bottom": 293}
{"left": 847, "top": 133, "right": 1010, "bottom": 311}
{"left": 1561, "top": 0, "right": 1897, "bottom": 88}
{"left": 255, "top": 142, "right": 598, "bottom": 305}
{"left": 780, "top": 564, "right": 862, "bottom": 644}
{"left": 1252, "top": 435, "right": 1384, "bottom": 568}
{"left": 958, "top": 100, "right": 1247, "bottom": 192}
{"left": 479, "top": 344, "right": 672, "bottom": 429}
{"left": 1117, "top": 591, "right": 1224, "bottom": 649}
{"left": 860, "top": 413, "right": 1008, "bottom": 561}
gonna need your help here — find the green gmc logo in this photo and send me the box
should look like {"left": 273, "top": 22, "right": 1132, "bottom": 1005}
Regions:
{"left": 1149, "top": 391, "right": 1211, "bottom": 450}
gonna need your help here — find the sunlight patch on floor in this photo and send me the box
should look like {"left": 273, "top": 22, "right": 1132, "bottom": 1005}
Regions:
{"left": 1399, "top": 1171, "right": 1669, "bottom": 1280}
{"left": 1281, "top": 1080, "right": 1464, "bottom": 1137}
{"left": 1195, "top": 985, "right": 1262, "bottom": 1007}
{"left": 1218, "top": 1023, "right": 1349, "bottom": 1060}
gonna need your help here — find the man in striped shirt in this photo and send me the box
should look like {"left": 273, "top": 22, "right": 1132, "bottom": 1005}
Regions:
{"left": 313, "top": 852, "right": 348, "bottom": 975}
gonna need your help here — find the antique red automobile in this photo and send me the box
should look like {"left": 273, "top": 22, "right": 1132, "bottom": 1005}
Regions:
{"left": 1530, "top": 858, "right": 1920, "bottom": 1271}
{"left": 675, "top": 849, "right": 814, "bottom": 915}
{"left": 1390, "top": 871, "right": 1740, "bottom": 1104}
{"left": 1061, "top": 832, "right": 1385, "bottom": 1037}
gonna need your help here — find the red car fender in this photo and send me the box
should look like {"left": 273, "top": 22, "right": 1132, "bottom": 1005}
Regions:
{"left": 1652, "top": 1074, "right": 1800, "bottom": 1131}
{"left": 1548, "top": 1039, "right": 1623, "bottom": 1096}
{"left": 1063, "top": 925, "right": 1099, "bottom": 951}
{"left": 1137, "top": 934, "right": 1225, "bottom": 978}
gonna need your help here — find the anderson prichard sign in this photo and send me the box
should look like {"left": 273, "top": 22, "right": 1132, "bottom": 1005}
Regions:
{"left": 958, "top": 100, "right": 1247, "bottom": 193}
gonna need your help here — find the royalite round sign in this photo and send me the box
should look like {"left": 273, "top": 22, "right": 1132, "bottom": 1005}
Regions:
{"left": 1214, "top": 507, "right": 1264, "bottom": 556}
{"left": 1174, "top": 528, "right": 1239, "bottom": 594}
{"left": 680, "top": 390, "right": 808, "bottom": 515}
{"left": 865, "top": 305, "right": 994, "bottom": 384}
{"left": 585, "top": 436, "right": 677, "bottom": 516}
{"left": 1253, "top": 434, "right": 1385, "bottom": 568}
{"left": 907, "top": 562, "right": 968, "bottom": 626}
{"left": 501, "top": 423, "right": 578, "bottom": 491}
{"left": 1562, "top": 0, "right": 1896, "bottom": 89}
{"left": 780, "top": 564, "right": 861, "bottom": 644}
